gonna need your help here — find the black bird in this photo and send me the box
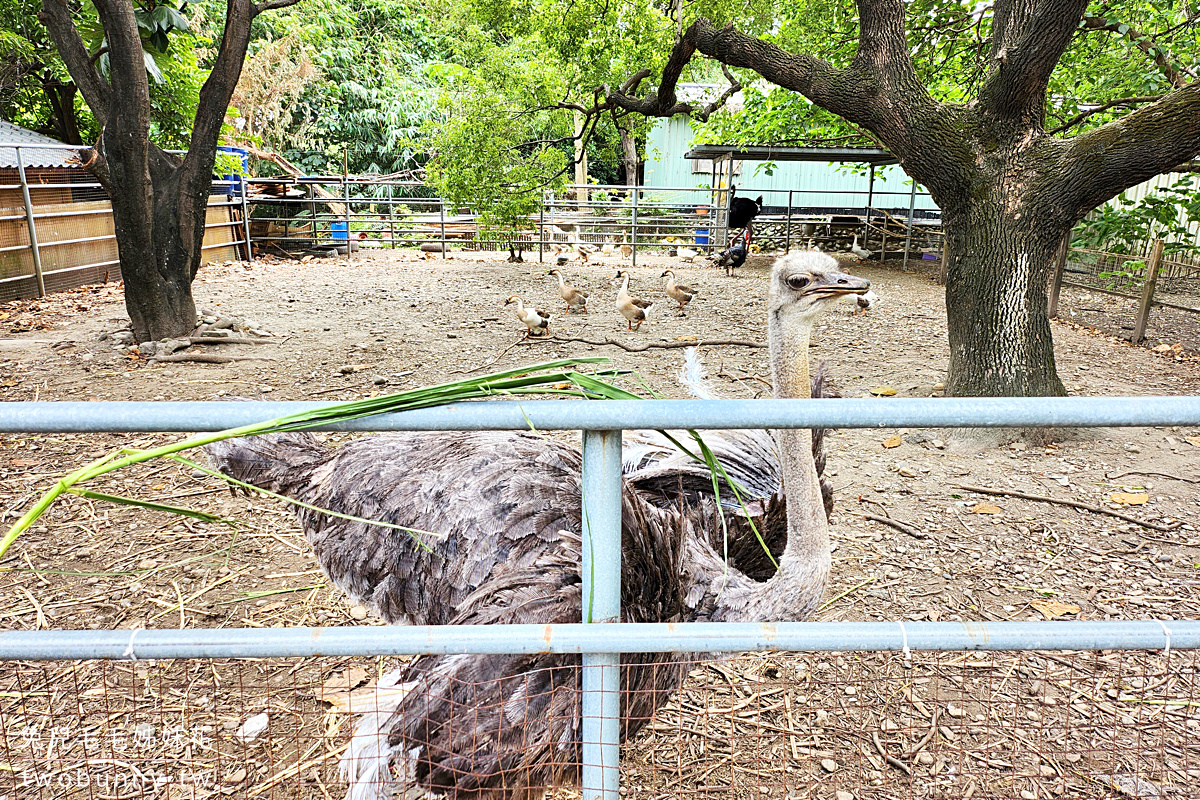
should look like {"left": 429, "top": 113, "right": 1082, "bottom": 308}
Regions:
{"left": 727, "top": 185, "right": 763, "bottom": 236}
{"left": 713, "top": 227, "right": 749, "bottom": 276}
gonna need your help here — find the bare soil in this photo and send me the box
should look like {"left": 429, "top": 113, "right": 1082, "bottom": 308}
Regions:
{"left": 2, "top": 249, "right": 1200, "bottom": 799}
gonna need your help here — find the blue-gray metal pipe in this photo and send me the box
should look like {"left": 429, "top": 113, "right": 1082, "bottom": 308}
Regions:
{"left": 15, "top": 147, "right": 46, "bottom": 298}
{"left": 4, "top": 396, "right": 1200, "bottom": 434}
{"left": 581, "top": 431, "right": 623, "bottom": 800}
{"left": 0, "top": 621, "right": 1193, "bottom": 661}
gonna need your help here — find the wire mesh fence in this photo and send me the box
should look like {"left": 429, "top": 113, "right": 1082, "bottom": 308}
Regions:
{"left": 2, "top": 649, "right": 1196, "bottom": 799}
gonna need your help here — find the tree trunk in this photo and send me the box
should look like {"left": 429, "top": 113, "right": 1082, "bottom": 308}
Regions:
{"left": 615, "top": 116, "right": 639, "bottom": 187}
{"left": 942, "top": 197, "right": 1068, "bottom": 398}
{"left": 109, "top": 149, "right": 200, "bottom": 341}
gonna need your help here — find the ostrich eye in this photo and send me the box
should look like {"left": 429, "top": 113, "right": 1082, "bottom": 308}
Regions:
{"left": 787, "top": 275, "right": 810, "bottom": 290}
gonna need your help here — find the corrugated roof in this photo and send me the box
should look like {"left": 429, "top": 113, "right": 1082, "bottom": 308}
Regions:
{"left": 685, "top": 144, "right": 899, "bottom": 165}
{"left": 0, "top": 120, "right": 79, "bottom": 169}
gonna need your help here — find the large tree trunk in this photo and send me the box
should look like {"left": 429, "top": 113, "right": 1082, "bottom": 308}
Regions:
{"left": 108, "top": 148, "right": 200, "bottom": 341}
{"left": 943, "top": 212, "right": 1067, "bottom": 397}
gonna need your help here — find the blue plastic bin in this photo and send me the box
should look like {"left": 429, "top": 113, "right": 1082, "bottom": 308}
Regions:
{"left": 695, "top": 229, "right": 709, "bottom": 245}
{"left": 331, "top": 221, "right": 349, "bottom": 240}
{"left": 215, "top": 146, "right": 248, "bottom": 196}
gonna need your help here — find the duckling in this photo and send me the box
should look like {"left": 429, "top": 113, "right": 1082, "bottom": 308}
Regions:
{"left": 676, "top": 247, "right": 700, "bottom": 263}
{"left": 600, "top": 237, "right": 616, "bottom": 257}
{"left": 504, "top": 296, "right": 551, "bottom": 338}
{"left": 615, "top": 270, "right": 653, "bottom": 331}
{"left": 548, "top": 269, "right": 588, "bottom": 314}
{"left": 661, "top": 269, "right": 698, "bottom": 313}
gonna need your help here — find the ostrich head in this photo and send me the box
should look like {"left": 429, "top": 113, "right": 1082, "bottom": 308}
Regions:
{"left": 768, "top": 251, "right": 869, "bottom": 400}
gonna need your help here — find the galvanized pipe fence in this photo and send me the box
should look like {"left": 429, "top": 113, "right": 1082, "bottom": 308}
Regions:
{"left": 2, "top": 395, "right": 1199, "bottom": 799}
{"left": 242, "top": 177, "right": 940, "bottom": 267}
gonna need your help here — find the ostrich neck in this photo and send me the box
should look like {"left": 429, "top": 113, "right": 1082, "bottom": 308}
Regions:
{"left": 721, "top": 318, "right": 830, "bottom": 621}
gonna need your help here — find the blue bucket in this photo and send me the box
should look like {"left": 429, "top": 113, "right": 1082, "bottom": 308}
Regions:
{"left": 695, "top": 228, "right": 709, "bottom": 245}
{"left": 331, "top": 221, "right": 349, "bottom": 240}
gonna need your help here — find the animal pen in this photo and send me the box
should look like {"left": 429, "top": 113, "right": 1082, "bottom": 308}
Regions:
{"left": 0, "top": 138, "right": 249, "bottom": 302}
{"left": 2, "top": 396, "right": 1200, "bottom": 799}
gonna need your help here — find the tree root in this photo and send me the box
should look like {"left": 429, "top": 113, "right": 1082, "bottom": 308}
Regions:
{"left": 188, "top": 336, "right": 274, "bottom": 345}
{"left": 150, "top": 353, "right": 275, "bottom": 364}
{"left": 524, "top": 334, "right": 764, "bottom": 352}
{"left": 954, "top": 484, "right": 1183, "bottom": 532}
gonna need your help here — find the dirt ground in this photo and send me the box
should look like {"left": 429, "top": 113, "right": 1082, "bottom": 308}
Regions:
{"left": 2, "top": 249, "right": 1200, "bottom": 799}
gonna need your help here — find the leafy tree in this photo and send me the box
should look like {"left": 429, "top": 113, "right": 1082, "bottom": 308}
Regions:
{"left": 38, "top": 0, "right": 301, "bottom": 342}
{"left": 594, "top": 1, "right": 1200, "bottom": 399}
{"left": 1073, "top": 174, "right": 1200, "bottom": 256}
{"left": 424, "top": 64, "right": 567, "bottom": 260}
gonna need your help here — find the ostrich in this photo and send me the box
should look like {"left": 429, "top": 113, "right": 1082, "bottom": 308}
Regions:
{"left": 329, "top": 252, "right": 867, "bottom": 799}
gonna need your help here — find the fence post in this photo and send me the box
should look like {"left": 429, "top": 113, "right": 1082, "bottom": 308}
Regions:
{"left": 343, "top": 173, "right": 353, "bottom": 262}
{"left": 784, "top": 189, "right": 792, "bottom": 252}
{"left": 539, "top": 193, "right": 545, "bottom": 264}
{"left": 1132, "top": 239, "right": 1165, "bottom": 344}
{"left": 15, "top": 147, "right": 46, "bottom": 298}
{"left": 631, "top": 189, "right": 638, "bottom": 267}
{"left": 864, "top": 165, "right": 875, "bottom": 251}
{"left": 1047, "top": 232, "right": 1069, "bottom": 318}
{"left": 902, "top": 180, "right": 917, "bottom": 270}
{"left": 239, "top": 175, "right": 252, "bottom": 261}
{"left": 387, "top": 184, "right": 396, "bottom": 249}
{"left": 440, "top": 199, "right": 447, "bottom": 259}
{"left": 580, "top": 429, "right": 622, "bottom": 800}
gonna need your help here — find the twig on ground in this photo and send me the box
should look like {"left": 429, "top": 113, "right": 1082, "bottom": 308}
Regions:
{"left": 903, "top": 708, "right": 941, "bottom": 758}
{"left": 524, "top": 334, "right": 765, "bottom": 352}
{"left": 862, "top": 512, "right": 928, "bottom": 539}
{"left": 453, "top": 338, "right": 527, "bottom": 374}
{"left": 1108, "top": 470, "right": 1199, "bottom": 485}
{"left": 953, "top": 484, "right": 1183, "bottom": 533}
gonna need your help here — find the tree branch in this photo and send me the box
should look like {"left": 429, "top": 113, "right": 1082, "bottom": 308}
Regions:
{"left": 1081, "top": 14, "right": 1196, "bottom": 89}
{"left": 37, "top": 0, "right": 110, "bottom": 121}
{"left": 1062, "top": 81, "right": 1200, "bottom": 219}
{"left": 1048, "top": 94, "right": 1163, "bottom": 135}
{"left": 252, "top": 0, "right": 302, "bottom": 13}
{"left": 979, "top": 0, "right": 1089, "bottom": 124}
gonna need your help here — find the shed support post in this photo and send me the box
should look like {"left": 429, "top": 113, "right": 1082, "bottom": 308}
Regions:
{"left": 539, "top": 194, "right": 545, "bottom": 263}
{"left": 581, "top": 429, "right": 622, "bottom": 800}
{"left": 15, "top": 147, "right": 46, "bottom": 298}
{"left": 865, "top": 165, "right": 875, "bottom": 250}
{"left": 440, "top": 199, "right": 447, "bottom": 259}
{"left": 902, "top": 179, "right": 917, "bottom": 270}
{"left": 387, "top": 184, "right": 396, "bottom": 249}
{"left": 784, "top": 189, "right": 792, "bottom": 253}
{"left": 343, "top": 155, "right": 352, "bottom": 262}
{"left": 1132, "top": 240, "right": 1165, "bottom": 344}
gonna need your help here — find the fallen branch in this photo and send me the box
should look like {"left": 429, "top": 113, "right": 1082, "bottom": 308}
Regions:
{"left": 953, "top": 484, "right": 1183, "bottom": 533}
{"left": 526, "top": 334, "right": 764, "bottom": 352}
{"left": 871, "top": 731, "right": 911, "bottom": 775}
{"left": 862, "top": 512, "right": 927, "bottom": 539}
{"left": 452, "top": 338, "right": 528, "bottom": 375}
{"left": 150, "top": 354, "right": 275, "bottom": 364}
{"left": 1107, "top": 470, "right": 1199, "bottom": 485}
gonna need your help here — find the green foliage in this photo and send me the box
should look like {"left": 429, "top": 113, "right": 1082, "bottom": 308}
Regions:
{"left": 425, "top": 82, "right": 567, "bottom": 234}
{"left": 1072, "top": 175, "right": 1200, "bottom": 255}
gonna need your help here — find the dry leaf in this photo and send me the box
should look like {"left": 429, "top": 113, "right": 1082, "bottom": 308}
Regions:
{"left": 1030, "top": 598, "right": 1081, "bottom": 620}
{"left": 882, "top": 435, "right": 902, "bottom": 449}
{"left": 1184, "top": 436, "right": 1200, "bottom": 448}
{"left": 551, "top": 382, "right": 571, "bottom": 389}
{"left": 1109, "top": 492, "right": 1149, "bottom": 506}
{"left": 320, "top": 681, "right": 412, "bottom": 713}
{"left": 1154, "top": 344, "right": 1173, "bottom": 353}
{"left": 320, "top": 666, "right": 370, "bottom": 702}
{"left": 672, "top": 335, "right": 698, "bottom": 342}
{"left": 970, "top": 502, "right": 1002, "bottom": 515}
{"left": 870, "top": 386, "right": 897, "bottom": 396}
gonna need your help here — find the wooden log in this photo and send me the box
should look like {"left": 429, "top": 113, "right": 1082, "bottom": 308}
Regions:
{"left": 1131, "top": 239, "right": 1165, "bottom": 344}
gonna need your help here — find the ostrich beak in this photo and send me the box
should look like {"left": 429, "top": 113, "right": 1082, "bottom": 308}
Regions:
{"left": 806, "top": 272, "right": 871, "bottom": 299}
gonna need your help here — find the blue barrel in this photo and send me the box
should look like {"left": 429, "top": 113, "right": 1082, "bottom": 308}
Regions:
{"left": 695, "top": 229, "right": 709, "bottom": 245}
{"left": 331, "top": 221, "right": 349, "bottom": 240}
{"left": 215, "top": 146, "right": 249, "bottom": 196}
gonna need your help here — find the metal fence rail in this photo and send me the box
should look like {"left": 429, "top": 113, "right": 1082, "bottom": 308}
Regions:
{"left": 2, "top": 395, "right": 1199, "bottom": 800}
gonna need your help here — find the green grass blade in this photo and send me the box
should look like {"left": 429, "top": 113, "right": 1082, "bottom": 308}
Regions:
{"left": 64, "top": 488, "right": 238, "bottom": 526}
